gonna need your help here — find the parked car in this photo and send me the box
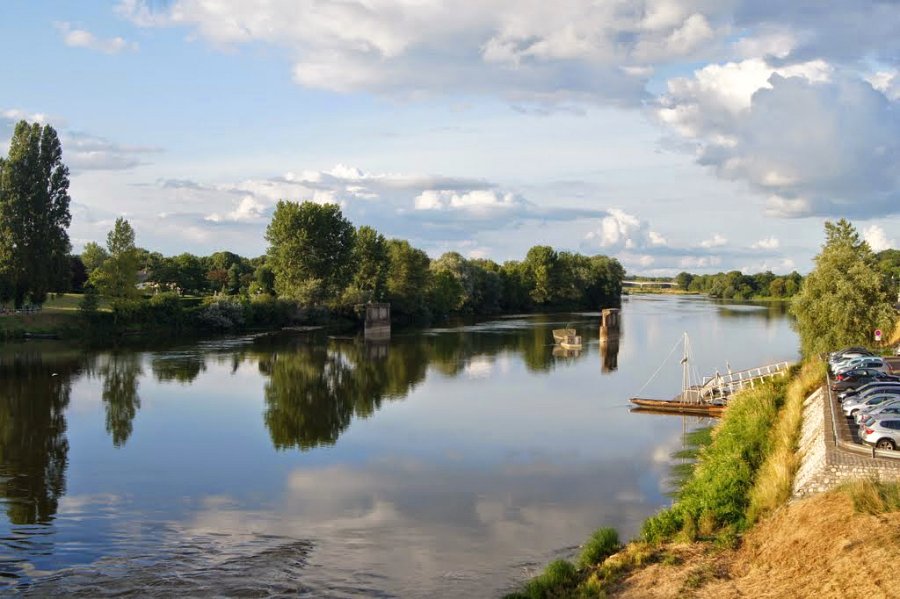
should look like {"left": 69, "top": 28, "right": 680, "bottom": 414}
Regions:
{"left": 829, "top": 350, "right": 876, "bottom": 370}
{"left": 854, "top": 399, "right": 900, "bottom": 424}
{"left": 831, "top": 371, "right": 900, "bottom": 393}
{"left": 842, "top": 393, "right": 900, "bottom": 418}
{"left": 834, "top": 357, "right": 888, "bottom": 377}
{"left": 838, "top": 381, "right": 900, "bottom": 401}
{"left": 828, "top": 346, "right": 873, "bottom": 364}
{"left": 860, "top": 418, "right": 900, "bottom": 451}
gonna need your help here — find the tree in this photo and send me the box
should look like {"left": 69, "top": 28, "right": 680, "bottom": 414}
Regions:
{"left": 675, "top": 272, "right": 694, "bottom": 290}
{"left": 265, "top": 201, "right": 355, "bottom": 305}
{"left": 344, "top": 225, "right": 388, "bottom": 304}
{"left": 523, "top": 245, "right": 559, "bottom": 306}
{"left": 81, "top": 242, "right": 109, "bottom": 275}
{"left": 90, "top": 218, "right": 140, "bottom": 300}
{"left": 792, "top": 219, "right": 897, "bottom": 356}
{"left": 385, "top": 239, "right": 431, "bottom": 318}
{"left": 0, "top": 121, "right": 72, "bottom": 306}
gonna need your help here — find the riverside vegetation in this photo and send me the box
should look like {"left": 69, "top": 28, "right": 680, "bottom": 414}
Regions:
{"left": 506, "top": 219, "right": 899, "bottom": 598}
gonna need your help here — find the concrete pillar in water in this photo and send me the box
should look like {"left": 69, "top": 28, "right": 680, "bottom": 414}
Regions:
{"left": 365, "top": 303, "right": 391, "bottom": 341}
{"left": 599, "top": 308, "right": 621, "bottom": 373}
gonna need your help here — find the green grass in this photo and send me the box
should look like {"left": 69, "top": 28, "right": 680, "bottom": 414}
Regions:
{"left": 746, "top": 361, "right": 825, "bottom": 524}
{"left": 641, "top": 377, "right": 790, "bottom": 544}
{"left": 578, "top": 527, "right": 620, "bottom": 569}
{"left": 504, "top": 559, "right": 579, "bottom": 599}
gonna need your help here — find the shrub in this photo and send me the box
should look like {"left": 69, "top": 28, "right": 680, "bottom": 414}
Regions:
{"left": 197, "top": 299, "right": 246, "bottom": 331}
{"left": 515, "top": 559, "right": 579, "bottom": 599}
{"left": 578, "top": 527, "right": 620, "bottom": 568}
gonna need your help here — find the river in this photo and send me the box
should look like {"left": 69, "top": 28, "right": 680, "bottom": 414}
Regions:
{"left": 0, "top": 295, "right": 798, "bottom": 597}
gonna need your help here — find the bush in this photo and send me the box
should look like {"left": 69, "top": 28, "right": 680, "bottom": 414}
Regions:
{"left": 505, "top": 559, "right": 579, "bottom": 599}
{"left": 197, "top": 299, "right": 246, "bottom": 331}
{"left": 578, "top": 527, "right": 619, "bottom": 568}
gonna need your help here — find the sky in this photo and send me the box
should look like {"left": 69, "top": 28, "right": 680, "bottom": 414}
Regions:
{"left": 0, "top": 0, "right": 897, "bottom": 276}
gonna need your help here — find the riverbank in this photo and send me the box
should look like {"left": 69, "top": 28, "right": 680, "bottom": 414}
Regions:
{"left": 506, "top": 361, "right": 900, "bottom": 598}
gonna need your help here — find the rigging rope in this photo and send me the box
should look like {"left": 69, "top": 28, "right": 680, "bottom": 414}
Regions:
{"left": 632, "top": 335, "right": 684, "bottom": 398}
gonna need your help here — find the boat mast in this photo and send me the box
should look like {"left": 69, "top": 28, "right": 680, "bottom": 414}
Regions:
{"left": 681, "top": 332, "right": 693, "bottom": 403}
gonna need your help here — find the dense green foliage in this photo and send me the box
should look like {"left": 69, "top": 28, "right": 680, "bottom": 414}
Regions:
{"left": 674, "top": 270, "right": 803, "bottom": 299}
{"left": 792, "top": 219, "right": 897, "bottom": 357}
{"left": 89, "top": 218, "right": 141, "bottom": 301}
{"left": 641, "top": 377, "right": 788, "bottom": 544}
{"left": 266, "top": 200, "right": 356, "bottom": 304}
{"left": 0, "top": 121, "right": 72, "bottom": 306}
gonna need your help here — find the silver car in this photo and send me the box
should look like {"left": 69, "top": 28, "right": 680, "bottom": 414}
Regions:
{"left": 842, "top": 393, "right": 900, "bottom": 417}
{"left": 854, "top": 399, "right": 900, "bottom": 424}
{"left": 838, "top": 381, "right": 900, "bottom": 401}
{"left": 834, "top": 357, "right": 888, "bottom": 376}
{"left": 860, "top": 418, "right": 900, "bottom": 451}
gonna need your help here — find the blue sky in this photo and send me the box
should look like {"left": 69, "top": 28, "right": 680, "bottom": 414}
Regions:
{"left": 1, "top": 0, "right": 897, "bottom": 275}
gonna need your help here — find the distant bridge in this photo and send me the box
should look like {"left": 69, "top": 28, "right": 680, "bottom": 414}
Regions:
{"left": 622, "top": 280, "right": 679, "bottom": 288}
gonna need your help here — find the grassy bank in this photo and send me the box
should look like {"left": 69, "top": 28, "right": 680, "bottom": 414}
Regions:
{"left": 506, "top": 361, "right": 837, "bottom": 598}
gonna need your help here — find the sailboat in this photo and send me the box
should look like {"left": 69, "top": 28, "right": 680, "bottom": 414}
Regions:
{"left": 629, "top": 333, "right": 727, "bottom": 416}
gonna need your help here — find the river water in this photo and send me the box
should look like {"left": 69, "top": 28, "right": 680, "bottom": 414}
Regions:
{"left": 0, "top": 295, "right": 797, "bottom": 597}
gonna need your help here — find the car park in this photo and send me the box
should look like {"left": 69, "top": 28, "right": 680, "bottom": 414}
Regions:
{"left": 842, "top": 393, "right": 900, "bottom": 418}
{"left": 837, "top": 381, "right": 900, "bottom": 401}
{"left": 829, "top": 351, "right": 876, "bottom": 371}
{"left": 833, "top": 357, "right": 888, "bottom": 376}
{"left": 854, "top": 399, "right": 900, "bottom": 424}
{"left": 860, "top": 418, "right": 900, "bottom": 451}
{"left": 831, "top": 371, "right": 900, "bottom": 393}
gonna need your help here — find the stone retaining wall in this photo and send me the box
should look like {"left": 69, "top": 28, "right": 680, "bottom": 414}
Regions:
{"left": 793, "top": 386, "right": 900, "bottom": 498}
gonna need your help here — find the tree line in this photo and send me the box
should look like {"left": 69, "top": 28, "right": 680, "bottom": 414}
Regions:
{"left": 0, "top": 121, "right": 624, "bottom": 328}
{"left": 673, "top": 270, "right": 804, "bottom": 299}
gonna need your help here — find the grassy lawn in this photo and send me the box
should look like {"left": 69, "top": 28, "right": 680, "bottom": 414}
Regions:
{"left": 0, "top": 293, "right": 106, "bottom": 337}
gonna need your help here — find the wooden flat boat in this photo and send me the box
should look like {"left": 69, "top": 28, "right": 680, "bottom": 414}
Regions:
{"left": 629, "top": 397, "right": 725, "bottom": 416}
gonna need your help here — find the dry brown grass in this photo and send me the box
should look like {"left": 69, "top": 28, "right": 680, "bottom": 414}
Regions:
{"left": 609, "top": 491, "right": 900, "bottom": 599}
{"left": 746, "top": 361, "right": 826, "bottom": 524}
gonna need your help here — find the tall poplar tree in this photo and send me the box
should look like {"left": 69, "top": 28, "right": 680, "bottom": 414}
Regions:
{"left": 0, "top": 121, "right": 72, "bottom": 306}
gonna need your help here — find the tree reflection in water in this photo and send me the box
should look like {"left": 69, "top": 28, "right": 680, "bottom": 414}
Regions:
{"left": 98, "top": 353, "right": 143, "bottom": 447}
{"left": 260, "top": 336, "right": 428, "bottom": 450}
{"left": 0, "top": 351, "right": 81, "bottom": 525}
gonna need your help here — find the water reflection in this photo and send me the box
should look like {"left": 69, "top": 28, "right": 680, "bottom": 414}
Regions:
{"left": 0, "top": 298, "right": 799, "bottom": 597}
{"left": 0, "top": 351, "right": 81, "bottom": 525}
{"left": 260, "top": 335, "right": 428, "bottom": 450}
{"left": 98, "top": 353, "right": 143, "bottom": 447}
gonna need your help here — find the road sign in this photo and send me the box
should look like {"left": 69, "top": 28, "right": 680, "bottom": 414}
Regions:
{"left": 875, "top": 329, "right": 882, "bottom": 341}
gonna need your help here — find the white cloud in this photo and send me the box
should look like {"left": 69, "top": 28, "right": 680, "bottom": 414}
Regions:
{"left": 863, "top": 225, "right": 896, "bottom": 252}
{"left": 414, "top": 190, "right": 523, "bottom": 214}
{"left": 583, "top": 209, "right": 667, "bottom": 252}
{"left": 205, "top": 196, "right": 267, "bottom": 223}
{"left": 752, "top": 236, "right": 779, "bottom": 250}
{"left": 2, "top": 108, "right": 52, "bottom": 124}
{"left": 699, "top": 233, "right": 727, "bottom": 248}
{"left": 64, "top": 131, "right": 162, "bottom": 171}
{"left": 55, "top": 22, "right": 138, "bottom": 54}
{"left": 659, "top": 64, "right": 900, "bottom": 219}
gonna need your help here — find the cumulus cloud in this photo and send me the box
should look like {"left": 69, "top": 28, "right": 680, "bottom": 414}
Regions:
{"left": 863, "top": 225, "right": 896, "bottom": 253}
{"left": 699, "top": 233, "right": 727, "bottom": 248}
{"left": 658, "top": 64, "right": 900, "bottom": 219}
{"left": 115, "top": 0, "right": 740, "bottom": 103}
{"left": 583, "top": 209, "right": 667, "bottom": 252}
{"left": 752, "top": 236, "right": 779, "bottom": 250}
{"left": 55, "top": 22, "right": 138, "bottom": 54}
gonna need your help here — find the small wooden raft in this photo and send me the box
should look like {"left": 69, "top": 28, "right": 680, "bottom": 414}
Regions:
{"left": 629, "top": 397, "right": 725, "bottom": 416}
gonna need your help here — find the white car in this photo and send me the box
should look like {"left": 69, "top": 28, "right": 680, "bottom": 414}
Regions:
{"left": 854, "top": 399, "right": 900, "bottom": 423}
